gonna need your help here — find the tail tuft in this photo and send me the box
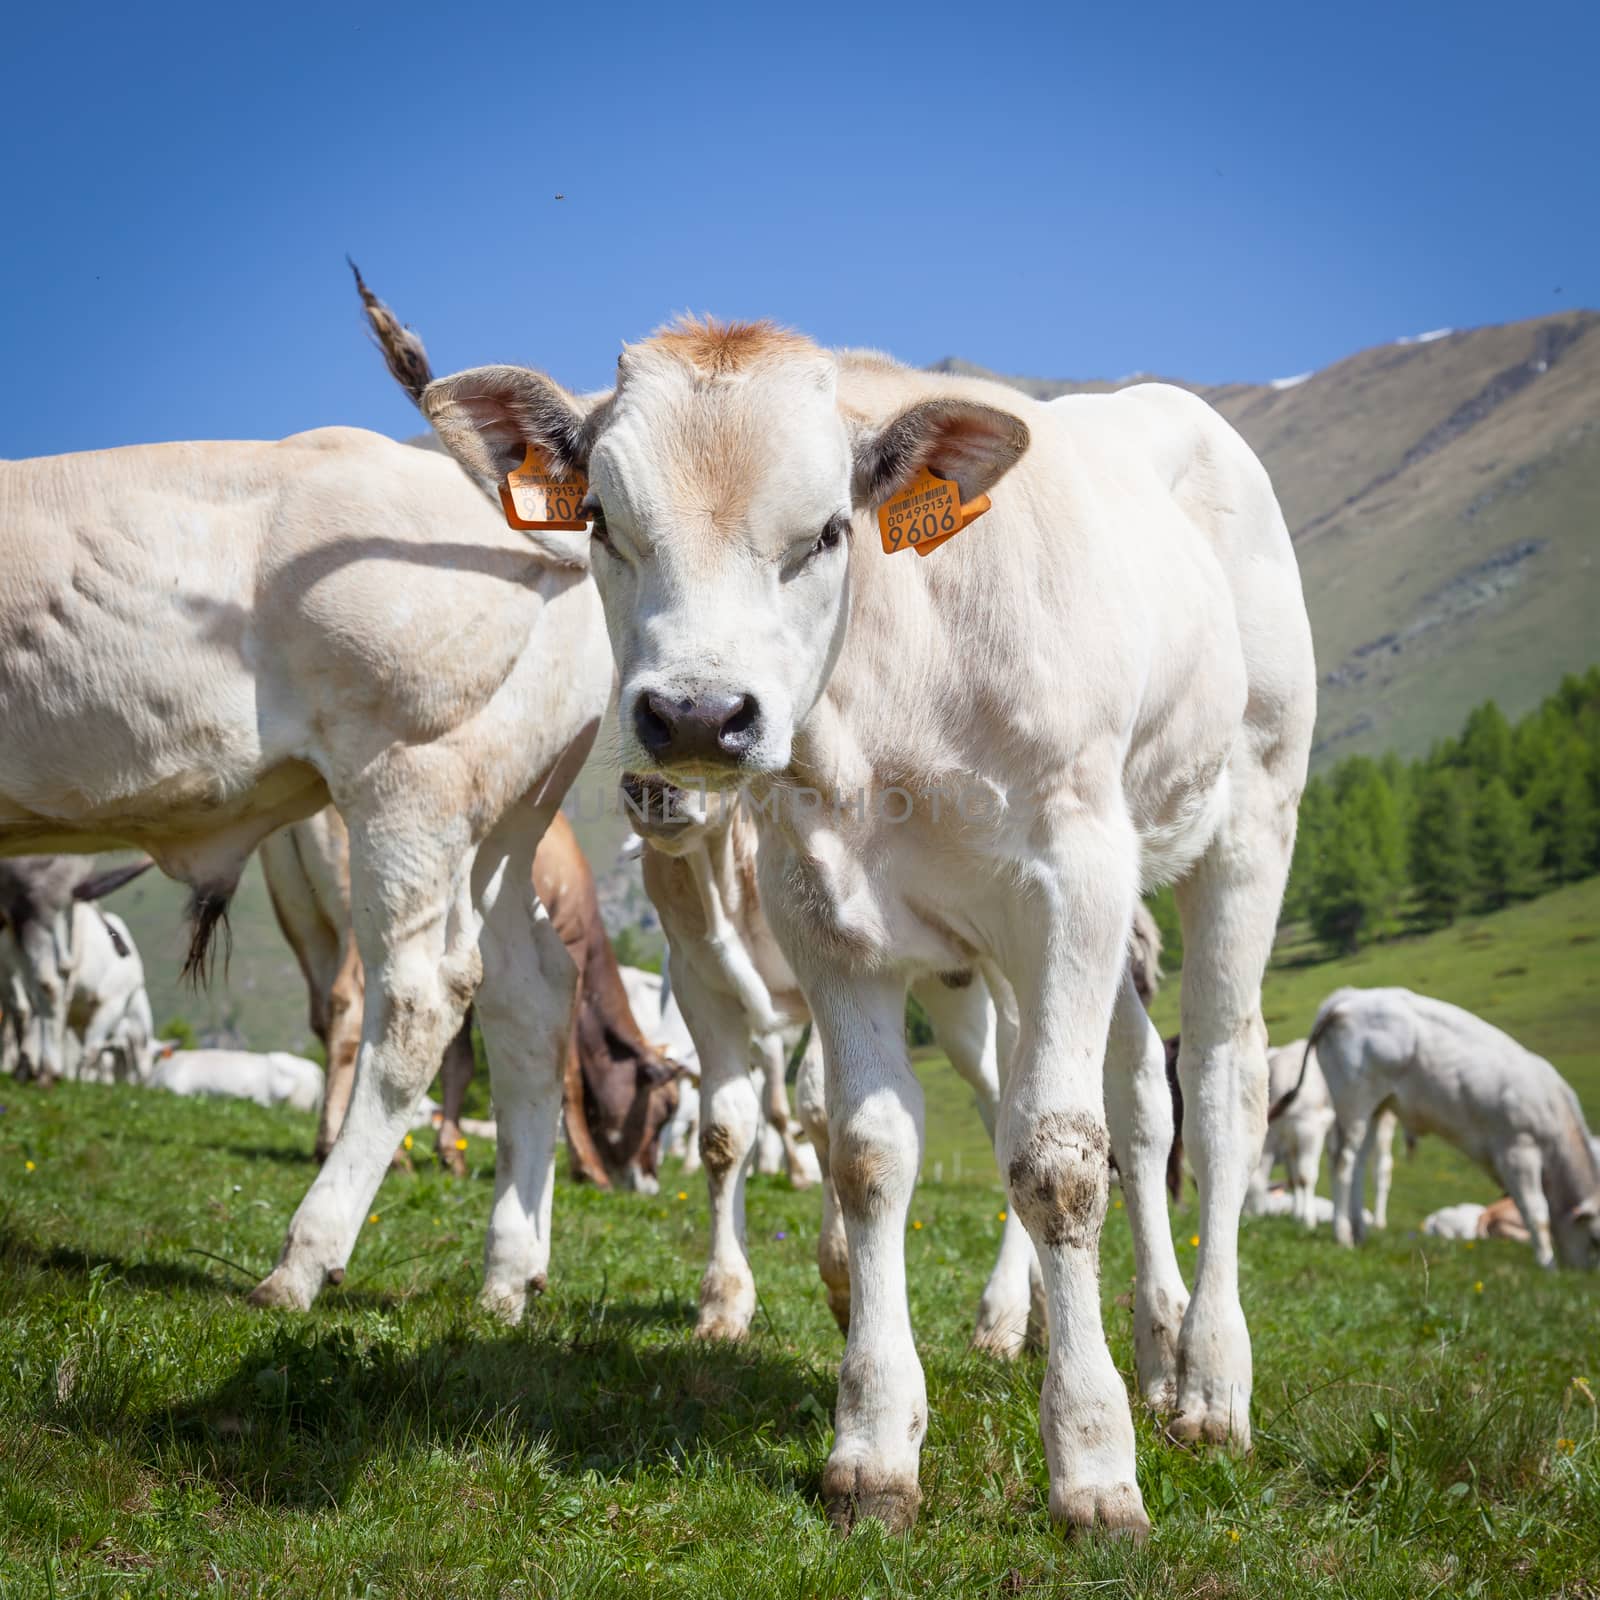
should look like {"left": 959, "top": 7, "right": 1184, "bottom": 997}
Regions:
{"left": 348, "top": 257, "right": 435, "bottom": 407}
{"left": 182, "top": 888, "right": 234, "bottom": 988}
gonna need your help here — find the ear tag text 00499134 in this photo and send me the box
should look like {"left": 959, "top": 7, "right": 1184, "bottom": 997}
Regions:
{"left": 875, "top": 466, "right": 992, "bottom": 557}
{"left": 500, "top": 446, "right": 590, "bottom": 532}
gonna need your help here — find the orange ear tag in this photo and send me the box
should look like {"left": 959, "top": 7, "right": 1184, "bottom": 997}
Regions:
{"left": 499, "top": 446, "right": 589, "bottom": 532}
{"left": 875, "top": 467, "right": 992, "bottom": 557}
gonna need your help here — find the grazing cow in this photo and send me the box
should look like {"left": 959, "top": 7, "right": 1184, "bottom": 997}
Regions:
{"left": 0, "top": 857, "right": 150, "bottom": 1081}
{"left": 1296, "top": 988, "right": 1600, "bottom": 1268}
{"left": 264, "top": 803, "right": 680, "bottom": 1190}
{"left": 0, "top": 413, "right": 612, "bottom": 1319}
{"left": 62, "top": 905, "right": 156, "bottom": 1083}
{"left": 421, "top": 317, "right": 1316, "bottom": 1534}
{"left": 152, "top": 1047, "right": 325, "bottom": 1113}
{"left": 1254, "top": 1039, "right": 1400, "bottom": 1229}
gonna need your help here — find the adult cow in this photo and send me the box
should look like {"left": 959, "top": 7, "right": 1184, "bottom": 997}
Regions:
{"left": 0, "top": 419, "right": 612, "bottom": 1318}
{"left": 1292, "top": 987, "right": 1600, "bottom": 1268}
{"left": 421, "top": 318, "right": 1316, "bottom": 1536}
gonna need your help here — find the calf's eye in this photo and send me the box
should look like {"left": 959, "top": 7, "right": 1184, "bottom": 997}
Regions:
{"left": 810, "top": 515, "right": 848, "bottom": 560}
{"left": 582, "top": 496, "right": 619, "bottom": 558}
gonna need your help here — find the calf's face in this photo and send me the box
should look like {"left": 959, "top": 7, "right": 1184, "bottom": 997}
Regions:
{"left": 424, "top": 323, "right": 1029, "bottom": 785}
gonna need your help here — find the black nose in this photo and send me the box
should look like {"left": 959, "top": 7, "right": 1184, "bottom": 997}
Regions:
{"left": 633, "top": 689, "right": 760, "bottom": 763}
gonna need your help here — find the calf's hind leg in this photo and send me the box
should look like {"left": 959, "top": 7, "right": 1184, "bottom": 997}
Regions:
{"left": 1168, "top": 776, "right": 1296, "bottom": 1451}
{"left": 1104, "top": 972, "right": 1189, "bottom": 1414}
{"left": 473, "top": 801, "right": 582, "bottom": 1321}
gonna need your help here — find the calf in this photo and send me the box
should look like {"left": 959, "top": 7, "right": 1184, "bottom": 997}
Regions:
{"left": 423, "top": 318, "right": 1315, "bottom": 1533}
{"left": 153, "top": 1047, "right": 325, "bottom": 1113}
{"left": 62, "top": 905, "right": 155, "bottom": 1083}
{"left": 1299, "top": 988, "right": 1600, "bottom": 1268}
{"left": 1255, "top": 1039, "right": 1399, "bottom": 1229}
{"left": 0, "top": 857, "right": 150, "bottom": 1081}
{"left": 1, "top": 407, "right": 611, "bottom": 1319}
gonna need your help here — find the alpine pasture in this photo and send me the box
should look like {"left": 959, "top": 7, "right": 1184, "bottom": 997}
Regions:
{"left": 4, "top": 881, "right": 1597, "bottom": 1598}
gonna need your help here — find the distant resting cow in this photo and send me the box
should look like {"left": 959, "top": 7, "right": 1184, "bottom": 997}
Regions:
{"left": 0, "top": 408, "right": 611, "bottom": 1319}
{"left": 1294, "top": 987, "right": 1600, "bottom": 1269}
{"left": 421, "top": 312, "right": 1316, "bottom": 1535}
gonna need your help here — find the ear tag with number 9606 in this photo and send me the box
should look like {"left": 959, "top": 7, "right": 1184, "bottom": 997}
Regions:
{"left": 500, "top": 446, "right": 589, "bottom": 532}
{"left": 876, "top": 466, "right": 992, "bottom": 557}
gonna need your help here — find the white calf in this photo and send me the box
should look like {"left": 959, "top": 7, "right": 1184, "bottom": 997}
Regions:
{"left": 1254, "top": 1039, "right": 1399, "bottom": 1229}
{"left": 63, "top": 906, "right": 156, "bottom": 1084}
{"left": 426, "top": 315, "right": 1314, "bottom": 1534}
{"left": 1307, "top": 987, "right": 1600, "bottom": 1268}
{"left": 153, "top": 1048, "right": 326, "bottom": 1113}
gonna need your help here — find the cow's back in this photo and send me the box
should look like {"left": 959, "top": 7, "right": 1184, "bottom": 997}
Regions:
{"left": 2, "top": 431, "right": 595, "bottom": 855}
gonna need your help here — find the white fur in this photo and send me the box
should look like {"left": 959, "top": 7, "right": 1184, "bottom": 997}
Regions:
{"left": 153, "top": 1047, "right": 325, "bottom": 1113}
{"left": 425, "top": 329, "right": 1317, "bottom": 1533}
{"left": 1311, "top": 987, "right": 1600, "bottom": 1269}
{"left": 0, "top": 430, "right": 612, "bottom": 1318}
{"left": 1250, "top": 1040, "right": 1398, "bottom": 1229}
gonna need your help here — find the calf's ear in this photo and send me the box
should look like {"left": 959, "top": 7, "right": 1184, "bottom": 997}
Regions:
{"left": 422, "top": 365, "right": 603, "bottom": 486}
{"left": 851, "top": 398, "right": 1030, "bottom": 509}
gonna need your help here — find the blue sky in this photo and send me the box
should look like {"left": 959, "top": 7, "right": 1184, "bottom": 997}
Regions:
{"left": 2, "top": 1, "right": 1594, "bottom": 458}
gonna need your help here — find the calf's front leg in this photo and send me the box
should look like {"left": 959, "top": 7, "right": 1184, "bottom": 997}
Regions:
{"left": 999, "top": 843, "right": 1148, "bottom": 1537}
{"left": 807, "top": 968, "right": 926, "bottom": 1533}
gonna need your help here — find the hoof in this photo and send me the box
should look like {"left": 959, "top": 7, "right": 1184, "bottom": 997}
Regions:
{"left": 1140, "top": 1378, "right": 1178, "bottom": 1416}
{"left": 478, "top": 1281, "right": 527, "bottom": 1324}
{"left": 1050, "top": 1481, "right": 1150, "bottom": 1541}
{"left": 971, "top": 1317, "right": 1027, "bottom": 1361}
{"left": 694, "top": 1313, "right": 751, "bottom": 1343}
{"left": 1167, "top": 1405, "right": 1251, "bottom": 1451}
{"left": 248, "top": 1265, "right": 317, "bottom": 1311}
{"left": 822, "top": 1465, "right": 921, "bottom": 1534}
{"left": 438, "top": 1147, "right": 468, "bottom": 1180}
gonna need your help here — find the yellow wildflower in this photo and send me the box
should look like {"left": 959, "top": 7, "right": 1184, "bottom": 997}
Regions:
{"left": 454, "top": 1137, "right": 468, "bottom": 1151}
{"left": 1557, "top": 1437, "right": 1576, "bottom": 1454}
{"left": 368, "top": 1213, "right": 380, "bottom": 1225}
{"left": 1473, "top": 1281, "right": 1484, "bottom": 1294}
{"left": 677, "top": 1191, "right": 688, "bottom": 1201}
{"left": 403, "top": 1134, "right": 413, "bottom": 1151}
{"left": 912, "top": 1220, "right": 924, "bottom": 1231}
{"left": 24, "top": 1159, "right": 36, "bottom": 1172}
{"left": 998, "top": 1211, "right": 1007, "bottom": 1222}
{"left": 1190, "top": 1234, "right": 1201, "bottom": 1248}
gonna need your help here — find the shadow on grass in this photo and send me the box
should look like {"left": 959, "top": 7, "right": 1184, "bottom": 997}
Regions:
{"left": 86, "top": 1313, "right": 834, "bottom": 1511}
{"left": 0, "top": 1224, "right": 237, "bottom": 1300}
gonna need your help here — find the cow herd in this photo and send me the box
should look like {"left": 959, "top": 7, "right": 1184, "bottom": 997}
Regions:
{"left": 3, "top": 272, "right": 1595, "bottom": 1542}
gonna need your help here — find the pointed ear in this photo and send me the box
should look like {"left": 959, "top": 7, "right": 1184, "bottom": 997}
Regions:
{"left": 852, "top": 398, "right": 1030, "bottom": 509}
{"left": 421, "top": 364, "right": 605, "bottom": 486}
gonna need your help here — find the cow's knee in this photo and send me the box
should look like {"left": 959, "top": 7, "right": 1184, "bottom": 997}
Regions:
{"left": 831, "top": 1108, "right": 917, "bottom": 1217}
{"left": 699, "top": 1085, "right": 758, "bottom": 1181}
{"left": 1005, "top": 1111, "right": 1110, "bottom": 1250}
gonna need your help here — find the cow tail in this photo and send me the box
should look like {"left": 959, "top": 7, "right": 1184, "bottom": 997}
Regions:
{"left": 348, "top": 257, "right": 435, "bottom": 409}
{"left": 1268, "top": 1007, "right": 1339, "bottom": 1124}
{"left": 72, "top": 858, "right": 155, "bottom": 902}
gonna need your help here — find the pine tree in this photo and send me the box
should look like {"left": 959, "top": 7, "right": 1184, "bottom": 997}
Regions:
{"left": 1309, "top": 808, "right": 1388, "bottom": 953}
{"left": 1471, "top": 776, "right": 1536, "bottom": 909}
{"left": 1410, "top": 768, "right": 1472, "bottom": 927}
{"left": 1460, "top": 701, "right": 1513, "bottom": 785}
{"left": 1524, "top": 743, "right": 1597, "bottom": 882}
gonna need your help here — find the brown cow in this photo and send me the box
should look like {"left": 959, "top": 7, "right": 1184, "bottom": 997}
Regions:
{"left": 262, "top": 807, "right": 678, "bottom": 1188}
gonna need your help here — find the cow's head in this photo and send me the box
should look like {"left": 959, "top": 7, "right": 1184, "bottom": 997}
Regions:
{"left": 425, "top": 321, "right": 1029, "bottom": 782}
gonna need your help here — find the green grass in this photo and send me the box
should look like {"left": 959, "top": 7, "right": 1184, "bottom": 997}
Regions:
{"left": 3, "top": 888, "right": 1599, "bottom": 1596}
